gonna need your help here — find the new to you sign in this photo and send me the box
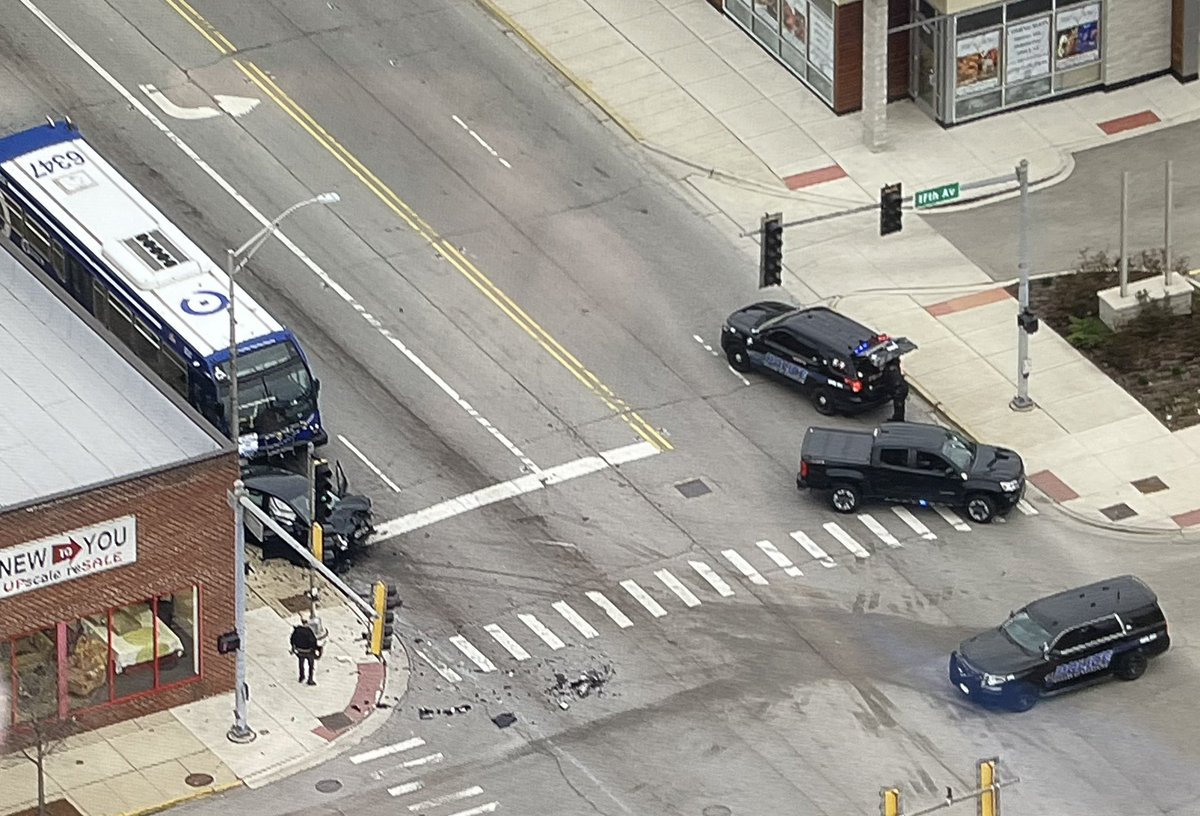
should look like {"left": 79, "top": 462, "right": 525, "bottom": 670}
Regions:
{"left": 0, "top": 515, "right": 138, "bottom": 599}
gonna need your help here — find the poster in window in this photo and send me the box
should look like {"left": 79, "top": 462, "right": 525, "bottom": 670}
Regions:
{"left": 1055, "top": 2, "right": 1100, "bottom": 69}
{"left": 753, "top": 0, "right": 780, "bottom": 30}
{"left": 955, "top": 30, "right": 1001, "bottom": 97}
{"left": 780, "top": 0, "right": 808, "bottom": 52}
{"left": 1006, "top": 15, "right": 1051, "bottom": 83}
{"left": 808, "top": 5, "right": 835, "bottom": 80}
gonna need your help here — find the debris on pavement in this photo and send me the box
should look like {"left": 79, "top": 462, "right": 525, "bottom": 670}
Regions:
{"left": 546, "top": 664, "right": 614, "bottom": 707}
{"left": 492, "top": 712, "right": 517, "bottom": 729}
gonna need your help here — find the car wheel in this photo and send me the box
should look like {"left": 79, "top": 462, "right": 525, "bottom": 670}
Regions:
{"left": 812, "top": 387, "right": 836, "bottom": 415}
{"left": 829, "top": 483, "right": 860, "bottom": 514}
{"left": 965, "top": 493, "right": 996, "bottom": 524}
{"left": 726, "top": 346, "right": 753, "bottom": 373}
{"left": 1009, "top": 686, "right": 1038, "bottom": 712}
{"left": 1114, "top": 651, "right": 1148, "bottom": 681}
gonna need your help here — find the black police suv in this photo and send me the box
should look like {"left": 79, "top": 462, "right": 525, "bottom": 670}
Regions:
{"left": 721, "top": 303, "right": 916, "bottom": 415}
{"left": 950, "top": 576, "right": 1170, "bottom": 712}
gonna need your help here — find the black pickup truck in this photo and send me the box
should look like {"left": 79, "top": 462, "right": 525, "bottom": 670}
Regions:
{"left": 796, "top": 422, "right": 1025, "bottom": 523}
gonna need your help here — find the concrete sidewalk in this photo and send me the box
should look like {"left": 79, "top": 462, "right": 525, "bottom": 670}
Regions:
{"left": 0, "top": 557, "right": 406, "bottom": 816}
{"left": 481, "top": 0, "right": 1200, "bottom": 533}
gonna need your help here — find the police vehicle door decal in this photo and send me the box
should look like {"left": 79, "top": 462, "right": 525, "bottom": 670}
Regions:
{"left": 1046, "top": 649, "right": 1114, "bottom": 685}
{"left": 759, "top": 351, "right": 808, "bottom": 384}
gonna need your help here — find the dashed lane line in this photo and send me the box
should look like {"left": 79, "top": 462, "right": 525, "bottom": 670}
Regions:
{"left": 586, "top": 591, "right": 634, "bottom": 628}
{"left": 654, "top": 569, "right": 701, "bottom": 607}
{"left": 891, "top": 506, "right": 937, "bottom": 540}
{"left": 689, "top": 561, "right": 735, "bottom": 597}
{"left": 484, "top": 624, "right": 531, "bottom": 660}
{"left": 822, "top": 522, "right": 870, "bottom": 559}
{"left": 858, "top": 514, "right": 901, "bottom": 548}
{"left": 552, "top": 601, "right": 600, "bottom": 638}
{"left": 755, "top": 539, "right": 803, "bottom": 577}
{"left": 620, "top": 580, "right": 667, "bottom": 618}
{"left": 450, "top": 635, "right": 497, "bottom": 673}
{"left": 789, "top": 530, "right": 837, "bottom": 568}
{"left": 518, "top": 613, "right": 566, "bottom": 649}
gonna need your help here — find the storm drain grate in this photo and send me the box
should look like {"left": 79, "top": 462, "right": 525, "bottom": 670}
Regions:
{"left": 1100, "top": 503, "right": 1138, "bottom": 521}
{"left": 184, "top": 773, "right": 214, "bottom": 788}
{"left": 675, "top": 479, "right": 712, "bottom": 499}
{"left": 279, "top": 593, "right": 311, "bottom": 614}
{"left": 318, "top": 712, "right": 354, "bottom": 732}
{"left": 1131, "top": 476, "right": 1169, "bottom": 494}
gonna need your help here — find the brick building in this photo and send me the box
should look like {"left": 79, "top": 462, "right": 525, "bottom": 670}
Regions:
{"left": 0, "top": 246, "right": 238, "bottom": 737}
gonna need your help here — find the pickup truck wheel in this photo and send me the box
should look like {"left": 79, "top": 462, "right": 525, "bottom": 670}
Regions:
{"left": 726, "top": 346, "right": 753, "bottom": 373}
{"left": 1114, "top": 651, "right": 1147, "bottom": 681}
{"left": 829, "top": 483, "right": 860, "bottom": 514}
{"left": 965, "top": 493, "right": 996, "bottom": 524}
{"left": 812, "top": 387, "right": 836, "bottom": 416}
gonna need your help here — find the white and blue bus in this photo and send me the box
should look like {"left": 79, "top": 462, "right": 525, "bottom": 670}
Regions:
{"left": 0, "top": 120, "right": 326, "bottom": 458}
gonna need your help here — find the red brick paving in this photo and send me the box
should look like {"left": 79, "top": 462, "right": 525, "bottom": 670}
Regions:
{"left": 1171, "top": 508, "right": 1200, "bottom": 528}
{"left": 783, "top": 163, "right": 847, "bottom": 190}
{"left": 1097, "top": 110, "right": 1161, "bottom": 135}
{"left": 1028, "top": 470, "right": 1080, "bottom": 502}
{"left": 311, "top": 660, "right": 386, "bottom": 741}
{"left": 925, "top": 288, "right": 1013, "bottom": 317}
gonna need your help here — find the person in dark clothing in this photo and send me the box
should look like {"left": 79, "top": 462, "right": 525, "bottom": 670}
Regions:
{"left": 883, "top": 360, "right": 909, "bottom": 422}
{"left": 290, "top": 619, "right": 322, "bottom": 685}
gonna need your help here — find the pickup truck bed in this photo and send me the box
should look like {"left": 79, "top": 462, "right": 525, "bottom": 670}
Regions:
{"left": 799, "top": 427, "right": 873, "bottom": 467}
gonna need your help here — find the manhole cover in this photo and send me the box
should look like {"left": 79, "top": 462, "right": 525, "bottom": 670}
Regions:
{"left": 279, "top": 593, "right": 311, "bottom": 614}
{"left": 1100, "top": 502, "right": 1138, "bottom": 521}
{"left": 315, "top": 779, "right": 343, "bottom": 793}
{"left": 703, "top": 807, "right": 732, "bottom": 816}
{"left": 318, "top": 711, "right": 354, "bottom": 732}
{"left": 675, "top": 478, "right": 712, "bottom": 499}
{"left": 184, "top": 773, "right": 214, "bottom": 788}
{"left": 1131, "top": 475, "right": 1169, "bottom": 494}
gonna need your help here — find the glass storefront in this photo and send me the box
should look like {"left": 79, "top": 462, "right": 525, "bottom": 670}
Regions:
{"left": 725, "top": 0, "right": 838, "bottom": 105}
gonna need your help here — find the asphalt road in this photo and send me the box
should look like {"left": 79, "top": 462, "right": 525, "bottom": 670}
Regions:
{"left": 4, "top": 2, "right": 1200, "bottom": 816}
{"left": 924, "top": 120, "right": 1200, "bottom": 280}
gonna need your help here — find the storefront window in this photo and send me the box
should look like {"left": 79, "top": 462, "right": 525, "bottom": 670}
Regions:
{"left": 725, "top": 0, "right": 835, "bottom": 106}
{"left": 13, "top": 627, "right": 58, "bottom": 723}
{"left": 156, "top": 588, "right": 199, "bottom": 685}
{"left": 66, "top": 616, "right": 110, "bottom": 711}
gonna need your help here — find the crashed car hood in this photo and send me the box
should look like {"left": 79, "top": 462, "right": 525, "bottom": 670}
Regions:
{"left": 724, "top": 301, "right": 795, "bottom": 334}
{"left": 968, "top": 444, "right": 1025, "bottom": 481}
{"left": 958, "top": 628, "right": 1041, "bottom": 675}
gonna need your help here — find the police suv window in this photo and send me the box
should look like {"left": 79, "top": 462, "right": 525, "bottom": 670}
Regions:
{"left": 768, "top": 332, "right": 816, "bottom": 360}
{"left": 1056, "top": 617, "right": 1121, "bottom": 652}
{"left": 879, "top": 448, "right": 909, "bottom": 467}
{"left": 914, "top": 451, "right": 946, "bottom": 471}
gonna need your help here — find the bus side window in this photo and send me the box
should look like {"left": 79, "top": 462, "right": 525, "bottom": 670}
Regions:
{"left": 157, "top": 343, "right": 188, "bottom": 398}
{"left": 68, "top": 255, "right": 93, "bottom": 311}
{"left": 131, "top": 314, "right": 159, "bottom": 369}
{"left": 107, "top": 294, "right": 133, "bottom": 346}
{"left": 25, "top": 218, "right": 51, "bottom": 263}
{"left": 50, "top": 240, "right": 66, "bottom": 283}
{"left": 2, "top": 192, "right": 26, "bottom": 241}
{"left": 92, "top": 280, "right": 108, "bottom": 324}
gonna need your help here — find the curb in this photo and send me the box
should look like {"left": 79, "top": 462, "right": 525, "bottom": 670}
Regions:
{"left": 114, "top": 781, "right": 244, "bottom": 816}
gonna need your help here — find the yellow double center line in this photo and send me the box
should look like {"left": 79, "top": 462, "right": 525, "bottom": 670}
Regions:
{"left": 164, "top": 0, "right": 671, "bottom": 452}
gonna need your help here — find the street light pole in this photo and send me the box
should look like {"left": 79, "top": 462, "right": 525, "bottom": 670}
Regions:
{"left": 1010, "top": 160, "right": 1034, "bottom": 413}
{"left": 227, "top": 479, "right": 255, "bottom": 743}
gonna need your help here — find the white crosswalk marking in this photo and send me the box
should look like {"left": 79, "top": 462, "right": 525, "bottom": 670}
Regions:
{"left": 721, "top": 549, "right": 769, "bottom": 585}
{"left": 414, "top": 648, "right": 462, "bottom": 683}
{"left": 1017, "top": 499, "right": 1038, "bottom": 515}
{"left": 755, "top": 540, "right": 803, "bottom": 576}
{"left": 484, "top": 624, "right": 531, "bottom": 660}
{"left": 654, "top": 569, "right": 702, "bottom": 607}
{"left": 408, "top": 786, "right": 484, "bottom": 811}
{"left": 689, "top": 561, "right": 735, "bottom": 597}
{"left": 518, "top": 613, "right": 566, "bottom": 649}
{"left": 891, "top": 506, "right": 937, "bottom": 540}
{"left": 790, "top": 529, "right": 836, "bottom": 568}
{"left": 552, "top": 601, "right": 600, "bottom": 638}
{"left": 446, "top": 804, "right": 499, "bottom": 816}
{"left": 857, "top": 514, "right": 901, "bottom": 548}
{"left": 822, "top": 522, "right": 871, "bottom": 559}
{"left": 934, "top": 505, "right": 971, "bottom": 531}
{"left": 373, "top": 752, "right": 445, "bottom": 779}
{"left": 388, "top": 781, "right": 423, "bottom": 797}
{"left": 586, "top": 591, "right": 634, "bottom": 628}
{"left": 620, "top": 579, "right": 667, "bottom": 617}
{"left": 449, "top": 635, "right": 497, "bottom": 672}
{"left": 350, "top": 736, "right": 426, "bottom": 765}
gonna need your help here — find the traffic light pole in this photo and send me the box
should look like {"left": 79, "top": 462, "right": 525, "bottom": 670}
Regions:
{"left": 227, "top": 481, "right": 256, "bottom": 744}
{"left": 306, "top": 444, "right": 324, "bottom": 641}
{"left": 1010, "top": 159, "right": 1034, "bottom": 412}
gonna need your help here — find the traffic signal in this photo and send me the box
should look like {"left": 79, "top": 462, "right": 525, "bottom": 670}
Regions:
{"left": 759, "top": 212, "right": 784, "bottom": 288}
{"left": 1017, "top": 308, "right": 1039, "bottom": 334}
{"left": 978, "top": 758, "right": 1000, "bottom": 816}
{"left": 880, "top": 183, "right": 903, "bottom": 236}
{"left": 313, "top": 459, "right": 333, "bottom": 523}
{"left": 880, "top": 786, "right": 901, "bottom": 816}
{"left": 369, "top": 580, "right": 395, "bottom": 656}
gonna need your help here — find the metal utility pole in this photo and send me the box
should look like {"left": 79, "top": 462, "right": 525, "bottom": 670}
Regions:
{"left": 227, "top": 479, "right": 256, "bottom": 743}
{"left": 1165, "top": 160, "right": 1174, "bottom": 286}
{"left": 306, "top": 442, "right": 324, "bottom": 640}
{"left": 226, "top": 248, "right": 240, "bottom": 454}
{"left": 1119, "top": 171, "right": 1130, "bottom": 298}
{"left": 1010, "top": 159, "right": 1034, "bottom": 412}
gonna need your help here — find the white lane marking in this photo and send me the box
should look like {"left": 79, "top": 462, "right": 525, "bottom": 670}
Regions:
{"left": 934, "top": 505, "right": 972, "bottom": 532}
{"left": 857, "top": 514, "right": 901, "bottom": 548}
{"left": 654, "top": 569, "right": 701, "bottom": 607}
{"left": 891, "top": 506, "right": 937, "bottom": 540}
{"left": 138, "top": 83, "right": 220, "bottom": 119}
{"left": 337, "top": 433, "right": 402, "bottom": 493}
{"left": 789, "top": 530, "right": 836, "bottom": 568}
{"left": 620, "top": 580, "right": 667, "bottom": 618}
{"left": 552, "top": 601, "right": 600, "bottom": 639}
{"left": 371, "top": 441, "right": 659, "bottom": 541}
{"left": 413, "top": 648, "right": 462, "bottom": 683}
{"left": 692, "top": 334, "right": 719, "bottom": 356}
{"left": 452, "top": 115, "right": 512, "bottom": 169}
{"left": 518, "top": 613, "right": 566, "bottom": 649}
{"left": 20, "top": 0, "right": 540, "bottom": 475}
{"left": 484, "top": 624, "right": 531, "bottom": 660}
{"left": 721, "top": 549, "right": 768, "bottom": 585}
{"left": 408, "top": 786, "right": 484, "bottom": 811}
{"left": 371, "top": 753, "right": 444, "bottom": 780}
{"left": 449, "top": 635, "right": 497, "bottom": 673}
{"left": 445, "top": 803, "right": 499, "bottom": 816}
{"left": 689, "top": 561, "right": 735, "bottom": 597}
{"left": 1017, "top": 499, "right": 1038, "bottom": 515}
{"left": 727, "top": 366, "right": 751, "bottom": 385}
{"left": 213, "top": 94, "right": 261, "bottom": 117}
{"left": 823, "top": 522, "right": 871, "bottom": 559}
{"left": 755, "top": 540, "right": 803, "bottom": 577}
{"left": 586, "top": 591, "right": 634, "bottom": 628}
{"left": 350, "top": 736, "right": 425, "bottom": 765}
{"left": 388, "top": 781, "right": 423, "bottom": 797}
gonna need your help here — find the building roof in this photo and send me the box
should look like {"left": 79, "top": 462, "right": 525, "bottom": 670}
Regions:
{"left": 0, "top": 246, "right": 223, "bottom": 510}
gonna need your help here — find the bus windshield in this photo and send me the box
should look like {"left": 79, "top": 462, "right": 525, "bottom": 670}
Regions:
{"left": 217, "top": 341, "right": 316, "bottom": 435}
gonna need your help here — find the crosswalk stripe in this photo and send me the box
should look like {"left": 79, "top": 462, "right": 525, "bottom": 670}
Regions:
{"left": 449, "top": 635, "right": 497, "bottom": 672}
{"left": 689, "top": 561, "right": 735, "bottom": 597}
{"left": 408, "top": 786, "right": 484, "bottom": 811}
{"left": 654, "top": 569, "right": 702, "bottom": 607}
{"left": 445, "top": 803, "right": 499, "bottom": 816}
{"left": 857, "top": 514, "right": 901, "bottom": 548}
{"left": 620, "top": 579, "right": 667, "bottom": 617}
{"left": 350, "top": 737, "right": 426, "bottom": 765}
{"left": 822, "top": 522, "right": 871, "bottom": 559}
{"left": 552, "top": 601, "right": 600, "bottom": 638}
{"left": 484, "top": 624, "right": 531, "bottom": 660}
{"left": 388, "top": 781, "right": 423, "bottom": 797}
{"left": 585, "top": 591, "right": 634, "bottom": 628}
{"left": 789, "top": 530, "right": 836, "bottom": 568}
{"left": 891, "top": 506, "right": 937, "bottom": 540}
{"left": 934, "top": 505, "right": 971, "bottom": 531}
{"left": 518, "top": 613, "right": 566, "bottom": 649}
{"left": 755, "top": 540, "right": 803, "bottom": 576}
{"left": 400, "top": 752, "right": 443, "bottom": 768}
{"left": 721, "top": 549, "right": 768, "bottom": 584}
{"left": 414, "top": 648, "right": 462, "bottom": 683}
{"left": 1017, "top": 499, "right": 1038, "bottom": 515}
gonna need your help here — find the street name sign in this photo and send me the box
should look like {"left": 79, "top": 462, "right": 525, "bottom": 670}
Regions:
{"left": 914, "top": 182, "right": 961, "bottom": 209}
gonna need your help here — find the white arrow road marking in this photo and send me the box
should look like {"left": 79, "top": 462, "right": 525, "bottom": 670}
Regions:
{"left": 552, "top": 601, "right": 600, "bottom": 639}
{"left": 934, "top": 505, "right": 971, "bottom": 532}
{"left": 388, "top": 781, "right": 423, "bottom": 797}
{"left": 654, "top": 569, "right": 701, "bottom": 607}
{"left": 413, "top": 648, "right": 461, "bottom": 683}
{"left": 620, "top": 580, "right": 667, "bottom": 618}
{"left": 214, "top": 94, "right": 261, "bottom": 117}
{"left": 857, "top": 514, "right": 901, "bottom": 548}
{"left": 518, "top": 613, "right": 566, "bottom": 649}
{"left": 408, "top": 786, "right": 484, "bottom": 811}
{"left": 484, "top": 624, "right": 530, "bottom": 660}
{"left": 138, "top": 83, "right": 220, "bottom": 119}
{"left": 449, "top": 636, "right": 496, "bottom": 673}
{"left": 350, "top": 737, "right": 425, "bottom": 764}
{"left": 790, "top": 530, "right": 836, "bottom": 568}
{"left": 721, "top": 549, "right": 768, "bottom": 585}
{"left": 891, "top": 506, "right": 936, "bottom": 540}
{"left": 1017, "top": 499, "right": 1038, "bottom": 515}
{"left": 823, "top": 522, "right": 871, "bottom": 559}
{"left": 586, "top": 591, "right": 634, "bottom": 628}
{"left": 689, "top": 561, "right": 735, "bottom": 596}
{"left": 755, "top": 540, "right": 803, "bottom": 576}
